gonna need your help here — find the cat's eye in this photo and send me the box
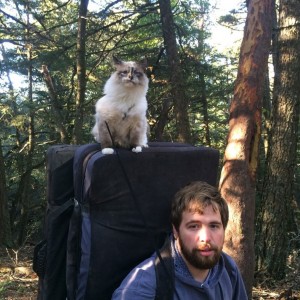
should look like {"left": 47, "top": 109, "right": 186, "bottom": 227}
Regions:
{"left": 134, "top": 71, "right": 142, "bottom": 77}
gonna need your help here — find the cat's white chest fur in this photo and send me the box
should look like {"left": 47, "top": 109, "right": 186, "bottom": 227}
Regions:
{"left": 96, "top": 94, "right": 147, "bottom": 118}
{"left": 92, "top": 57, "right": 149, "bottom": 154}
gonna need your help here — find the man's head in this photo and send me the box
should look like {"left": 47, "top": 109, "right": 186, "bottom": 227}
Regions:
{"left": 171, "top": 181, "right": 229, "bottom": 232}
{"left": 171, "top": 181, "right": 229, "bottom": 278}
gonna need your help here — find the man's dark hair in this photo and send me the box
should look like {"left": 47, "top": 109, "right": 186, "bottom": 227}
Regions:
{"left": 171, "top": 181, "right": 229, "bottom": 231}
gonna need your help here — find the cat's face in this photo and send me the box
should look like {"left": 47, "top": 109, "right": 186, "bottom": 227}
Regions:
{"left": 112, "top": 56, "right": 148, "bottom": 87}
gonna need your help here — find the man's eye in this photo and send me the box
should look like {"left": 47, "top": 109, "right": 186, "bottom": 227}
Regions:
{"left": 188, "top": 224, "right": 199, "bottom": 230}
{"left": 210, "top": 224, "right": 221, "bottom": 230}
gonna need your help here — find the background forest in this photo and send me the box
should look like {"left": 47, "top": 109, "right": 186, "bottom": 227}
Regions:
{"left": 0, "top": 0, "right": 299, "bottom": 299}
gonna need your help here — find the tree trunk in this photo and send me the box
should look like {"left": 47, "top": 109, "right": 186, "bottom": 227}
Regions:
{"left": 0, "top": 139, "right": 12, "bottom": 247}
{"left": 158, "top": 0, "right": 191, "bottom": 143}
{"left": 197, "top": 6, "right": 210, "bottom": 146}
{"left": 17, "top": 33, "right": 35, "bottom": 246}
{"left": 74, "top": 0, "right": 89, "bottom": 144}
{"left": 199, "top": 71, "right": 211, "bottom": 146}
{"left": 219, "top": 0, "right": 274, "bottom": 297}
{"left": 42, "top": 65, "right": 69, "bottom": 143}
{"left": 154, "top": 96, "right": 172, "bottom": 141}
{"left": 255, "top": 0, "right": 300, "bottom": 279}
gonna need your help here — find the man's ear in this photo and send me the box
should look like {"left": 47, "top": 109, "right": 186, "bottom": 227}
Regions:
{"left": 172, "top": 225, "right": 178, "bottom": 239}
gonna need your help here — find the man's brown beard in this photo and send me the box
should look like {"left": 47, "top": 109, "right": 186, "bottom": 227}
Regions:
{"left": 178, "top": 238, "right": 222, "bottom": 270}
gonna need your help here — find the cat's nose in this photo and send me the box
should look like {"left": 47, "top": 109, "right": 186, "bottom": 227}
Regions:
{"left": 128, "top": 67, "right": 134, "bottom": 80}
{"left": 128, "top": 74, "right": 133, "bottom": 80}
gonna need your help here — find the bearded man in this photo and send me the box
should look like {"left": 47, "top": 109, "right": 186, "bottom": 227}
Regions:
{"left": 112, "top": 181, "right": 248, "bottom": 300}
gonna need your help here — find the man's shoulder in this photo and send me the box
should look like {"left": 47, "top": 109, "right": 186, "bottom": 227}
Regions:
{"left": 220, "top": 252, "right": 248, "bottom": 299}
{"left": 219, "top": 252, "right": 241, "bottom": 286}
{"left": 134, "top": 255, "right": 156, "bottom": 271}
{"left": 122, "top": 255, "right": 157, "bottom": 283}
{"left": 221, "top": 252, "right": 239, "bottom": 270}
{"left": 112, "top": 255, "right": 157, "bottom": 300}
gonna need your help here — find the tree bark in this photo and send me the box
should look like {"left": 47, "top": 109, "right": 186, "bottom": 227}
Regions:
{"left": 17, "top": 30, "right": 35, "bottom": 246}
{"left": 42, "top": 65, "right": 69, "bottom": 143}
{"left": 199, "top": 71, "right": 211, "bottom": 146}
{"left": 17, "top": 9, "right": 35, "bottom": 246}
{"left": 154, "top": 96, "right": 172, "bottom": 141}
{"left": 219, "top": 0, "right": 274, "bottom": 297}
{"left": 158, "top": 0, "right": 191, "bottom": 143}
{"left": 197, "top": 6, "right": 210, "bottom": 147}
{"left": 74, "top": 0, "right": 89, "bottom": 144}
{"left": 255, "top": 0, "right": 300, "bottom": 279}
{"left": 0, "top": 139, "right": 12, "bottom": 247}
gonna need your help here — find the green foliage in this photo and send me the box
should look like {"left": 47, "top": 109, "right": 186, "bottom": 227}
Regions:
{"left": 218, "top": 14, "right": 239, "bottom": 26}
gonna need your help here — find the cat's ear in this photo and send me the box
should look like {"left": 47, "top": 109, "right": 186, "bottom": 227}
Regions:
{"left": 139, "top": 57, "right": 148, "bottom": 71}
{"left": 112, "top": 56, "right": 123, "bottom": 66}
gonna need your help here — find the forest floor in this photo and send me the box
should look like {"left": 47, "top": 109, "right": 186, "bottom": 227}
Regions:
{"left": 0, "top": 244, "right": 299, "bottom": 300}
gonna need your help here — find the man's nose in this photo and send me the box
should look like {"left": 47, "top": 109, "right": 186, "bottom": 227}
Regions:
{"left": 198, "top": 227, "right": 211, "bottom": 242}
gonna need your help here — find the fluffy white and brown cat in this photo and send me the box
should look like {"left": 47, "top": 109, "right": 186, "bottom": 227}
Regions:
{"left": 92, "top": 56, "right": 149, "bottom": 154}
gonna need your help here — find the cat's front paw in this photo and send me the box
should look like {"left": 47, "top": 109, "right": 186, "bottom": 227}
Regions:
{"left": 102, "top": 148, "right": 114, "bottom": 155}
{"left": 132, "top": 146, "right": 142, "bottom": 153}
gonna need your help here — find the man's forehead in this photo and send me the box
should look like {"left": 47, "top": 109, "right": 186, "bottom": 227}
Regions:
{"left": 183, "top": 204, "right": 222, "bottom": 220}
{"left": 186, "top": 201, "right": 219, "bottom": 212}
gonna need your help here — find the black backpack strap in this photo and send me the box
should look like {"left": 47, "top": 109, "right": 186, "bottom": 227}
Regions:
{"left": 48, "top": 198, "right": 75, "bottom": 219}
{"left": 154, "top": 236, "right": 175, "bottom": 300}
